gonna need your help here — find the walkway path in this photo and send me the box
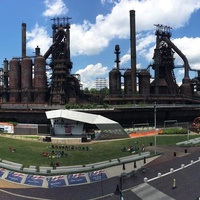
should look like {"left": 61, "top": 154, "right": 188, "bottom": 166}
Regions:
{"left": 0, "top": 145, "right": 200, "bottom": 200}
{"left": 0, "top": 152, "right": 155, "bottom": 188}
{"left": 132, "top": 183, "right": 175, "bottom": 200}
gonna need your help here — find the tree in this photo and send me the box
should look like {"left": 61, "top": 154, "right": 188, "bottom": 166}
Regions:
{"left": 90, "top": 88, "right": 98, "bottom": 94}
{"left": 84, "top": 88, "right": 89, "bottom": 93}
{"left": 100, "top": 87, "right": 109, "bottom": 96}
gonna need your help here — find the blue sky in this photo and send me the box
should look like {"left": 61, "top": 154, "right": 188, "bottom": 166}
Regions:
{"left": 0, "top": 0, "right": 200, "bottom": 89}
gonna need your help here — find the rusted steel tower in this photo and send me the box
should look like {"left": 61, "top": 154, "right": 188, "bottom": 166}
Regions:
{"left": 151, "top": 24, "right": 179, "bottom": 95}
{"left": 130, "top": 10, "right": 137, "bottom": 95}
{"left": 44, "top": 17, "right": 81, "bottom": 105}
{"left": 151, "top": 24, "right": 192, "bottom": 96}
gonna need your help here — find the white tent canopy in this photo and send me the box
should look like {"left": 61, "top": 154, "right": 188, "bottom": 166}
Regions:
{"left": 46, "top": 109, "right": 128, "bottom": 139}
{"left": 46, "top": 109, "right": 118, "bottom": 125}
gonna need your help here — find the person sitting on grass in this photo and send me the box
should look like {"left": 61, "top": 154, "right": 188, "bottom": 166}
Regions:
{"left": 141, "top": 144, "right": 145, "bottom": 152}
{"left": 9, "top": 147, "right": 16, "bottom": 153}
{"left": 55, "top": 161, "right": 60, "bottom": 167}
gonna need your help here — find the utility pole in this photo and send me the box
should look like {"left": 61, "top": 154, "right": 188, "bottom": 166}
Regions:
{"left": 154, "top": 102, "right": 157, "bottom": 154}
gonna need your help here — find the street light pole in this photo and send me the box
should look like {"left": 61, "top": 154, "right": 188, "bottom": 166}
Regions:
{"left": 154, "top": 102, "right": 157, "bottom": 154}
{"left": 115, "top": 176, "right": 124, "bottom": 200}
{"left": 101, "top": 171, "right": 103, "bottom": 196}
{"left": 187, "top": 122, "right": 190, "bottom": 142}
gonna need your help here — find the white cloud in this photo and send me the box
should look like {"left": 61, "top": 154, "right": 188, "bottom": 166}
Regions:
{"left": 135, "top": 34, "right": 200, "bottom": 70}
{"left": 43, "top": 0, "right": 68, "bottom": 17}
{"left": 172, "top": 37, "right": 200, "bottom": 70}
{"left": 76, "top": 63, "right": 109, "bottom": 89}
{"left": 26, "top": 0, "right": 200, "bottom": 88}
{"left": 70, "top": 21, "right": 109, "bottom": 56}
{"left": 132, "top": 0, "right": 200, "bottom": 31}
{"left": 136, "top": 34, "right": 155, "bottom": 55}
{"left": 26, "top": 23, "right": 52, "bottom": 55}
{"left": 121, "top": 53, "right": 130, "bottom": 66}
{"left": 28, "top": 0, "right": 200, "bottom": 60}
{"left": 69, "top": 0, "right": 200, "bottom": 58}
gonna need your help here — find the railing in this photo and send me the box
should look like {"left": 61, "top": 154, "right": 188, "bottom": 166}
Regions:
{"left": 0, "top": 152, "right": 151, "bottom": 175}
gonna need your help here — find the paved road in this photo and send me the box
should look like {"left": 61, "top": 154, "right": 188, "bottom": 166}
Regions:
{"left": 0, "top": 146, "right": 200, "bottom": 200}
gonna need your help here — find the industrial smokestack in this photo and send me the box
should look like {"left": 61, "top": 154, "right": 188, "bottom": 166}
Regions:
{"left": 35, "top": 46, "right": 40, "bottom": 56}
{"left": 130, "top": 10, "right": 137, "bottom": 94}
{"left": 3, "top": 58, "right": 8, "bottom": 73}
{"left": 3, "top": 58, "right": 8, "bottom": 87}
{"left": 22, "top": 23, "right": 26, "bottom": 57}
{"left": 115, "top": 44, "right": 120, "bottom": 70}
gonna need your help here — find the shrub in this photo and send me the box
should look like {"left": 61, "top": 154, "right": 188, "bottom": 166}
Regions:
{"left": 161, "top": 128, "right": 187, "bottom": 134}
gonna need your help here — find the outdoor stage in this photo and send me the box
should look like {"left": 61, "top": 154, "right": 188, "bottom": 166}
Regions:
{"left": 42, "top": 135, "right": 91, "bottom": 144}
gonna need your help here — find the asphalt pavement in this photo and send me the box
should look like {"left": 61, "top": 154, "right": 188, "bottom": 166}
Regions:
{"left": 0, "top": 145, "right": 200, "bottom": 200}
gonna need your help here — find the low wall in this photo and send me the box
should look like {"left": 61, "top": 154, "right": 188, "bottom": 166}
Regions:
{"left": 51, "top": 137, "right": 82, "bottom": 144}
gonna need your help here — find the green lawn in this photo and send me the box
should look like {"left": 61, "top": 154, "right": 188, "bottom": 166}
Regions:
{"left": 0, "top": 134, "right": 198, "bottom": 168}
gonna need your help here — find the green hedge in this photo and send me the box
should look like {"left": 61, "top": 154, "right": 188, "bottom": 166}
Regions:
{"left": 161, "top": 128, "right": 187, "bottom": 135}
{"left": 65, "top": 103, "right": 109, "bottom": 109}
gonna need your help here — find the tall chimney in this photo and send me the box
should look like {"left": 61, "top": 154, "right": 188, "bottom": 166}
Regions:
{"left": 115, "top": 44, "right": 120, "bottom": 70}
{"left": 35, "top": 46, "right": 40, "bottom": 56}
{"left": 22, "top": 23, "right": 26, "bottom": 57}
{"left": 130, "top": 10, "right": 137, "bottom": 94}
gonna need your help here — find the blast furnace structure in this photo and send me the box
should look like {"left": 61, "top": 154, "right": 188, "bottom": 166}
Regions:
{"left": 105, "top": 10, "right": 200, "bottom": 104}
{"left": 1, "top": 11, "right": 200, "bottom": 108}
{"left": 1, "top": 18, "right": 82, "bottom": 106}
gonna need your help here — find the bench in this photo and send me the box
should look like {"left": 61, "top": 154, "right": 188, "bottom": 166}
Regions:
{"left": 56, "top": 165, "right": 83, "bottom": 170}
{"left": 39, "top": 166, "right": 53, "bottom": 174}
{"left": 39, "top": 169, "right": 48, "bottom": 174}
{"left": 93, "top": 163, "right": 111, "bottom": 169}
{"left": 119, "top": 153, "right": 140, "bottom": 161}
{"left": 93, "top": 159, "right": 124, "bottom": 169}
{"left": 119, "top": 152, "right": 150, "bottom": 163}
{"left": 85, "top": 160, "right": 110, "bottom": 168}
{"left": 0, "top": 162, "right": 22, "bottom": 171}
{"left": 50, "top": 168, "right": 67, "bottom": 174}
{"left": 64, "top": 166, "right": 91, "bottom": 173}
{"left": 29, "top": 165, "right": 37, "bottom": 169}
{"left": 119, "top": 155, "right": 142, "bottom": 163}
{"left": 23, "top": 167, "right": 37, "bottom": 173}
{"left": 1, "top": 160, "right": 23, "bottom": 168}
{"left": 110, "top": 159, "right": 119, "bottom": 165}
{"left": 39, "top": 166, "right": 53, "bottom": 170}
{"left": 141, "top": 152, "right": 150, "bottom": 157}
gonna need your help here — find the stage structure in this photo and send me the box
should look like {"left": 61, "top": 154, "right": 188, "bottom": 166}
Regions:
{"left": 45, "top": 109, "right": 128, "bottom": 140}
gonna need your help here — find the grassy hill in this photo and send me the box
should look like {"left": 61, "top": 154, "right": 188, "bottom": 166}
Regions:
{"left": 0, "top": 134, "right": 198, "bottom": 168}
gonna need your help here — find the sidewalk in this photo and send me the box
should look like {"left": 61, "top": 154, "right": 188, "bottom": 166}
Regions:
{"left": 0, "top": 144, "right": 193, "bottom": 189}
{"left": 0, "top": 152, "right": 159, "bottom": 188}
{"left": 105, "top": 155, "right": 159, "bottom": 178}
